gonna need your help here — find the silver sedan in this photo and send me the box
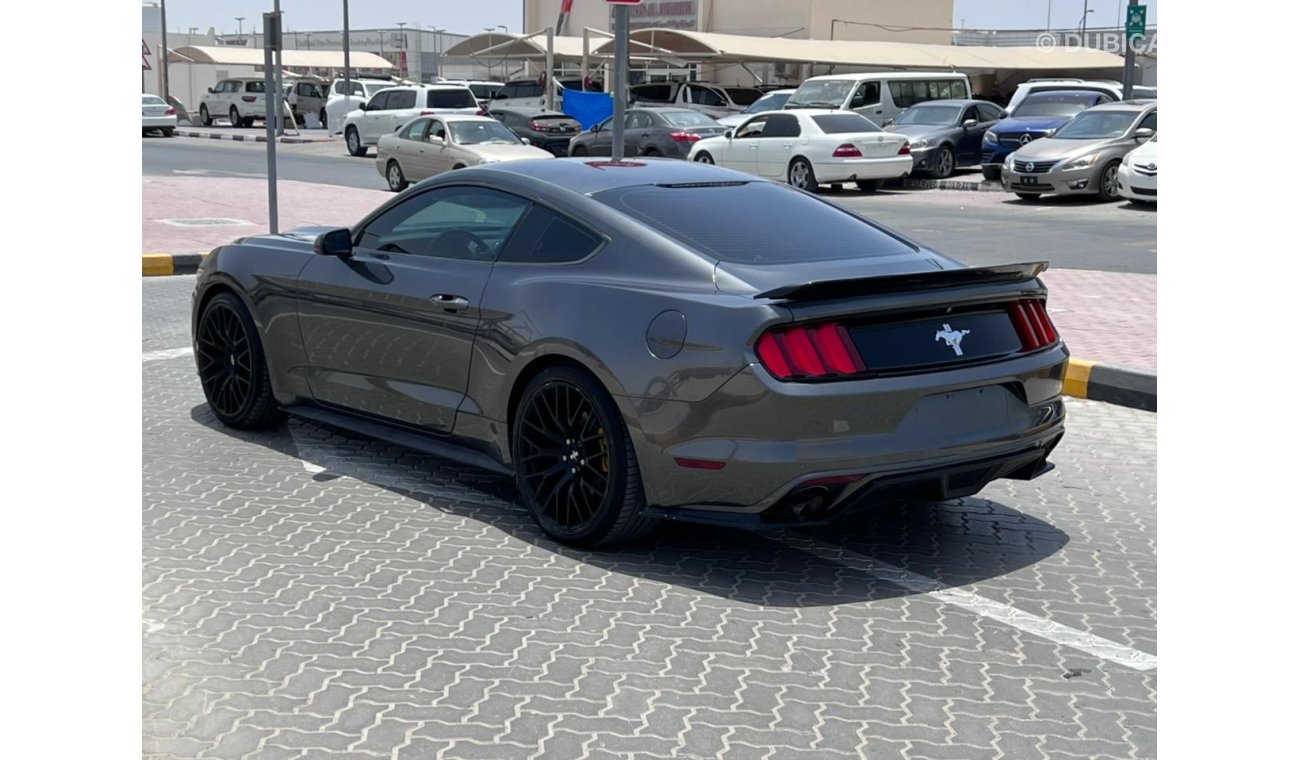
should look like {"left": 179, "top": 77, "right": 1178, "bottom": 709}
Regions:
{"left": 375, "top": 115, "right": 553, "bottom": 192}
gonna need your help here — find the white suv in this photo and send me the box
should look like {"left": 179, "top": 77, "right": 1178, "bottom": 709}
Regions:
{"left": 342, "top": 85, "right": 484, "bottom": 157}
{"left": 199, "top": 78, "right": 268, "bottom": 127}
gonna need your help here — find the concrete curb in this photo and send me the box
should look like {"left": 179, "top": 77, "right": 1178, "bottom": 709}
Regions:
{"left": 893, "top": 176, "right": 1004, "bottom": 193}
{"left": 174, "top": 128, "right": 333, "bottom": 145}
{"left": 143, "top": 252, "right": 206, "bottom": 276}
{"left": 1063, "top": 358, "right": 1156, "bottom": 412}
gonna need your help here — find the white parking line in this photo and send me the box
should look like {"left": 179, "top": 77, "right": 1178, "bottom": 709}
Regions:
{"left": 142, "top": 346, "right": 193, "bottom": 363}
{"left": 806, "top": 540, "right": 1157, "bottom": 671}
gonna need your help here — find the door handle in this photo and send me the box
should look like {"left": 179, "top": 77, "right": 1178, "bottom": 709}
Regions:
{"left": 430, "top": 294, "right": 470, "bottom": 311}
{"left": 782, "top": 143, "right": 793, "bottom": 148}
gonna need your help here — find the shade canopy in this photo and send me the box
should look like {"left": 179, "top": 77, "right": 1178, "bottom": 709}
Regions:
{"left": 168, "top": 45, "right": 393, "bottom": 70}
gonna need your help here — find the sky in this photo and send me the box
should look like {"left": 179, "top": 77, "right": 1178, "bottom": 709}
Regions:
{"left": 154, "top": 0, "right": 1157, "bottom": 37}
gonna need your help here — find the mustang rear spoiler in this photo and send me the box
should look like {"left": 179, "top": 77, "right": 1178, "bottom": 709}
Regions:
{"left": 754, "top": 262, "right": 1049, "bottom": 301}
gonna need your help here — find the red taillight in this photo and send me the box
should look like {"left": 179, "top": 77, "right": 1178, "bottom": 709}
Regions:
{"left": 670, "top": 131, "right": 701, "bottom": 143}
{"left": 756, "top": 323, "right": 867, "bottom": 380}
{"left": 242, "top": 96, "right": 256, "bottom": 103}
{"left": 164, "top": 107, "right": 176, "bottom": 115}
{"left": 529, "top": 120, "right": 545, "bottom": 130}
{"left": 832, "top": 143, "right": 862, "bottom": 158}
{"left": 898, "top": 143, "right": 911, "bottom": 155}
{"left": 1009, "top": 299, "right": 1058, "bottom": 351}
{"left": 476, "top": 108, "right": 488, "bottom": 116}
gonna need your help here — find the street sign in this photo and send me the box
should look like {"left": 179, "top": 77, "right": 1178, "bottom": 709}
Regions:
{"left": 1126, "top": 4, "right": 1147, "bottom": 40}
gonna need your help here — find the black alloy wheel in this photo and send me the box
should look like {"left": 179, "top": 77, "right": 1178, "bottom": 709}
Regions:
{"left": 512, "top": 367, "right": 655, "bottom": 548}
{"left": 694, "top": 152, "right": 714, "bottom": 164}
{"left": 195, "top": 293, "right": 280, "bottom": 429}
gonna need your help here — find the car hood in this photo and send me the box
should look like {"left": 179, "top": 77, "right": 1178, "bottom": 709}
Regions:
{"left": 1011, "top": 136, "right": 1116, "bottom": 161}
{"left": 715, "top": 114, "right": 748, "bottom": 127}
{"left": 885, "top": 124, "right": 956, "bottom": 140}
{"left": 464, "top": 143, "right": 556, "bottom": 160}
{"left": 1127, "top": 140, "right": 1157, "bottom": 163}
{"left": 992, "top": 115, "right": 1070, "bottom": 134}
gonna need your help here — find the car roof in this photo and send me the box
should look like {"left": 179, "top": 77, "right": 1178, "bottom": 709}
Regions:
{"left": 1086, "top": 100, "right": 1156, "bottom": 112}
{"left": 435, "top": 114, "right": 501, "bottom": 123}
{"left": 491, "top": 107, "right": 570, "bottom": 116}
{"left": 476, "top": 157, "right": 760, "bottom": 196}
{"left": 803, "top": 72, "right": 967, "bottom": 82}
{"left": 1022, "top": 89, "right": 1111, "bottom": 99}
{"left": 902, "top": 98, "right": 985, "bottom": 107}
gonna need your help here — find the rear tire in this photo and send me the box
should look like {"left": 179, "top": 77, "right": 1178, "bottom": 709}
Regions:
{"left": 787, "top": 157, "right": 819, "bottom": 192}
{"left": 319, "top": 108, "right": 328, "bottom": 130}
{"left": 642, "top": 147, "right": 660, "bottom": 157}
{"left": 162, "top": 127, "right": 175, "bottom": 137}
{"left": 228, "top": 105, "right": 241, "bottom": 127}
{"left": 855, "top": 179, "right": 882, "bottom": 192}
{"left": 571, "top": 144, "right": 589, "bottom": 157}
{"left": 195, "top": 292, "right": 282, "bottom": 430}
{"left": 386, "top": 160, "right": 408, "bottom": 192}
{"left": 346, "top": 126, "right": 366, "bottom": 157}
{"left": 512, "top": 366, "right": 657, "bottom": 548}
{"left": 199, "top": 104, "right": 212, "bottom": 126}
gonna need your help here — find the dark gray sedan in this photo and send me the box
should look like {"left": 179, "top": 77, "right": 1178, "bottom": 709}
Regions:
{"left": 568, "top": 107, "right": 726, "bottom": 158}
{"left": 885, "top": 99, "right": 1006, "bottom": 178}
{"left": 192, "top": 159, "right": 1067, "bottom": 548}
{"left": 488, "top": 107, "right": 583, "bottom": 156}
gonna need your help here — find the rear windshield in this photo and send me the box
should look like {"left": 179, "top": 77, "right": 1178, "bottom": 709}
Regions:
{"left": 532, "top": 115, "right": 580, "bottom": 127}
{"left": 811, "top": 114, "right": 882, "bottom": 133}
{"left": 663, "top": 110, "right": 718, "bottom": 127}
{"left": 468, "top": 84, "right": 501, "bottom": 100}
{"left": 427, "top": 89, "right": 476, "bottom": 108}
{"left": 244, "top": 81, "right": 266, "bottom": 93}
{"left": 591, "top": 182, "right": 911, "bottom": 265}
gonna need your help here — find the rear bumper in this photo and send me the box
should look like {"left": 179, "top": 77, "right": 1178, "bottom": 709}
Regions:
{"left": 812, "top": 155, "right": 912, "bottom": 182}
{"left": 622, "top": 344, "right": 1068, "bottom": 517}
{"left": 142, "top": 116, "right": 177, "bottom": 129}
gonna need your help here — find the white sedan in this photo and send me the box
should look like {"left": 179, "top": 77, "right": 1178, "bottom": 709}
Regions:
{"left": 142, "top": 93, "right": 176, "bottom": 136}
{"left": 376, "top": 115, "right": 553, "bottom": 192}
{"left": 1117, "top": 132, "right": 1156, "bottom": 203}
{"left": 688, "top": 110, "right": 911, "bottom": 192}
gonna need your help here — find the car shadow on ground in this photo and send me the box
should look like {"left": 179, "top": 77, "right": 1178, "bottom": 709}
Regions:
{"left": 190, "top": 404, "right": 1069, "bottom": 608}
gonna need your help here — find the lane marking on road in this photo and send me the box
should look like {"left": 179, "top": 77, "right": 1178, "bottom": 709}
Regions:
{"left": 143, "top": 347, "right": 194, "bottom": 363}
{"left": 805, "top": 540, "right": 1157, "bottom": 671}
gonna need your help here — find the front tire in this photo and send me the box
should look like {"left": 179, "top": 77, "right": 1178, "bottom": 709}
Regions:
{"left": 319, "top": 108, "right": 328, "bottom": 130}
{"left": 981, "top": 165, "right": 1001, "bottom": 182}
{"left": 162, "top": 127, "right": 175, "bottom": 137}
{"left": 930, "top": 145, "right": 955, "bottom": 179}
{"left": 694, "top": 152, "right": 714, "bottom": 164}
{"left": 512, "top": 366, "right": 656, "bottom": 548}
{"left": 195, "top": 293, "right": 281, "bottom": 430}
{"left": 386, "top": 160, "right": 408, "bottom": 192}
{"left": 571, "top": 144, "right": 589, "bottom": 157}
{"left": 1097, "top": 160, "right": 1122, "bottom": 202}
{"left": 228, "top": 105, "right": 242, "bottom": 127}
{"left": 199, "top": 104, "right": 212, "bottom": 126}
{"left": 345, "top": 127, "right": 366, "bottom": 157}
{"left": 787, "top": 157, "right": 819, "bottom": 192}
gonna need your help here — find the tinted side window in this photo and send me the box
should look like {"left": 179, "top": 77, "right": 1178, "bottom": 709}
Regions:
{"left": 764, "top": 114, "right": 801, "bottom": 138}
{"left": 518, "top": 83, "right": 543, "bottom": 98}
{"left": 627, "top": 111, "right": 654, "bottom": 129}
{"left": 1137, "top": 111, "right": 1157, "bottom": 132}
{"left": 245, "top": 81, "right": 266, "bottom": 94}
{"left": 735, "top": 116, "right": 768, "bottom": 138}
{"left": 404, "top": 118, "right": 431, "bottom": 141}
{"left": 976, "top": 102, "right": 1003, "bottom": 121}
{"left": 850, "top": 82, "right": 881, "bottom": 108}
{"left": 689, "top": 85, "right": 725, "bottom": 107}
{"left": 499, "top": 206, "right": 603, "bottom": 264}
{"left": 498, "top": 84, "right": 517, "bottom": 99}
{"left": 368, "top": 92, "right": 390, "bottom": 110}
{"left": 357, "top": 187, "right": 532, "bottom": 260}
{"left": 427, "top": 89, "right": 475, "bottom": 108}
{"left": 388, "top": 90, "right": 417, "bottom": 110}
{"left": 634, "top": 84, "right": 672, "bottom": 101}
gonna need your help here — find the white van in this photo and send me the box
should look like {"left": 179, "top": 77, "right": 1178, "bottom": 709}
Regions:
{"left": 784, "top": 72, "right": 972, "bottom": 126}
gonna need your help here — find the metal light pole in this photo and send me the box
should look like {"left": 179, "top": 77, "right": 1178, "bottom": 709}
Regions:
{"left": 545, "top": 26, "right": 555, "bottom": 111}
{"left": 263, "top": 10, "right": 282, "bottom": 233}
{"left": 431, "top": 27, "right": 445, "bottom": 79}
{"left": 159, "top": 0, "right": 170, "bottom": 101}
{"left": 1046, "top": 0, "right": 1053, "bottom": 30}
{"left": 1079, "top": 2, "right": 1093, "bottom": 44}
{"left": 235, "top": 16, "right": 245, "bottom": 44}
{"left": 612, "top": 5, "right": 629, "bottom": 161}
{"left": 396, "top": 22, "right": 406, "bottom": 78}
{"left": 274, "top": 0, "right": 285, "bottom": 136}
{"left": 343, "top": 0, "right": 352, "bottom": 107}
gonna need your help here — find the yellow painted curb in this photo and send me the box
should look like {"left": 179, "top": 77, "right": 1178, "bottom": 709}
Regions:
{"left": 1063, "top": 359, "right": 1095, "bottom": 399}
{"left": 142, "top": 253, "right": 174, "bottom": 276}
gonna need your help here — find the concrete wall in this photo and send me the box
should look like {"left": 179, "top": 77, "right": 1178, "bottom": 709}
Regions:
{"left": 809, "top": 0, "right": 953, "bottom": 44}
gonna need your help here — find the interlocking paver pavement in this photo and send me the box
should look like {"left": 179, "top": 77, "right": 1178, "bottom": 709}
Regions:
{"left": 145, "top": 277, "right": 1155, "bottom": 759}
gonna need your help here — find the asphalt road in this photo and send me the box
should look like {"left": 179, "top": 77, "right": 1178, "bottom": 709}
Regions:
{"left": 144, "top": 275, "right": 1156, "bottom": 759}
{"left": 142, "top": 136, "right": 1157, "bottom": 274}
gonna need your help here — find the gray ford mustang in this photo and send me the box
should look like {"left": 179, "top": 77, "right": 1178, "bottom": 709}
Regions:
{"left": 192, "top": 158, "right": 1067, "bottom": 547}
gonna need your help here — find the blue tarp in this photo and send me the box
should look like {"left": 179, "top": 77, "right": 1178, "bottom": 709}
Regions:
{"left": 563, "top": 91, "right": 613, "bottom": 130}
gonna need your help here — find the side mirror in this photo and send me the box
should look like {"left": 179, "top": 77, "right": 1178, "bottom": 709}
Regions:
{"left": 206, "top": 87, "right": 214, "bottom": 94}
{"left": 883, "top": 119, "right": 894, "bottom": 127}
{"left": 723, "top": 129, "right": 733, "bottom": 139}
{"left": 521, "top": 137, "right": 532, "bottom": 145}
{"left": 962, "top": 119, "right": 977, "bottom": 128}
{"left": 314, "top": 228, "right": 353, "bottom": 258}
{"left": 1134, "top": 127, "right": 1154, "bottom": 140}
{"left": 999, "top": 111, "right": 1009, "bottom": 119}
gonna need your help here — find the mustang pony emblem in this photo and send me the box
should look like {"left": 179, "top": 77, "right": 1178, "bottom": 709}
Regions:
{"left": 935, "top": 324, "right": 971, "bottom": 356}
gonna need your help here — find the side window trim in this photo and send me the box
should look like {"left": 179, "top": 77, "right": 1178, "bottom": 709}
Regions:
{"left": 355, "top": 184, "right": 534, "bottom": 262}
{"left": 495, "top": 202, "right": 609, "bottom": 266}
